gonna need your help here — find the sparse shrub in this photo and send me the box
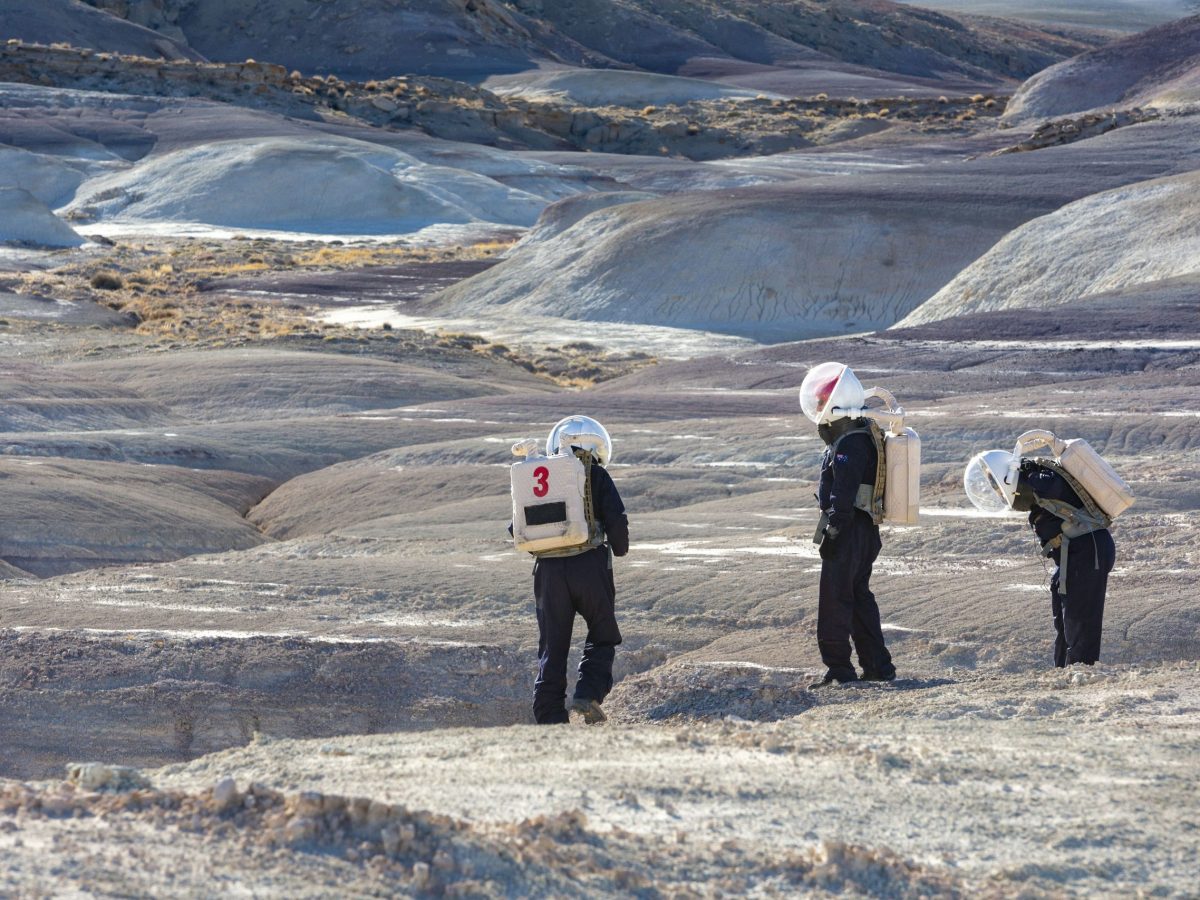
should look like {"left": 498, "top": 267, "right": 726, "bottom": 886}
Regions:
{"left": 815, "top": 92, "right": 828, "bottom": 101}
{"left": 937, "top": 95, "right": 948, "bottom": 104}
{"left": 641, "top": 105, "right": 657, "bottom": 116}
{"left": 686, "top": 122, "right": 700, "bottom": 135}
{"left": 365, "top": 80, "right": 380, "bottom": 90}
{"left": 971, "top": 93, "right": 985, "bottom": 103}
{"left": 877, "top": 108, "right": 890, "bottom": 117}
{"left": 90, "top": 271, "right": 124, "bottom": 291}
{"left": 984, "top": 98, "right": 996, "bottom": 108}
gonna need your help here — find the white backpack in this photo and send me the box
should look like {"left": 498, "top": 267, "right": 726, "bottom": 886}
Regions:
{"left": 1013, "top": 430, "right": 1134, "bottom": 519}
{"left": 510, "top": 441, "right": 596, "bottom": 554}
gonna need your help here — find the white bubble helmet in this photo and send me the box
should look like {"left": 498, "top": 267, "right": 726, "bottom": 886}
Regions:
{"left": 547, "top": 415, "right": 613, "bottom": 466}
{"left": 799, "top": 362, "right": 867, "bottom": 424}
{"left": 963, "top": 449, "right": 1018, "bottom": 514}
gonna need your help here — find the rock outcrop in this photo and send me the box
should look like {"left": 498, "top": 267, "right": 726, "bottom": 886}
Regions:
{"left": 62, "top": 135, "right": 551, "bottom": 233}
{"left": 898, "top": 169, "right": 1200, "bottom": 326}
{"left": 0, "top": 42, "right": 1007, "bottom": 162}
{"left": 0, "top": 185, "right": 85, "bottom": 247}
{"left": 69, "top": 0, "right": 1105, "bottom": 91}
{"left": 0, "top": 0, "right": 198, "bottom": 60}
{"left": 427, "top": 115, "right": 1200, "bottom": 342}
{"left": 1003, "top": 14, "right": 1200, "bottom": 124}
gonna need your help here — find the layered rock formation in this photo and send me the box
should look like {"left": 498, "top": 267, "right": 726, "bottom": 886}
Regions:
{"left": 898, "top": 169, "right": 1200, "bottom": 326}
{"left": 1004, "top": 14, "right": 1200, "bottom": 123}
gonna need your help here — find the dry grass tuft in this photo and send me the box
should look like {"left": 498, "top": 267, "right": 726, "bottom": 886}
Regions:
{"left": 89, "top": 270, "right": 124, "bottom": 290}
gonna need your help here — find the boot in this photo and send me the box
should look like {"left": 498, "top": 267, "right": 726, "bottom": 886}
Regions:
{"left": 569, "top": 697, "right": 607, "bottom": 724}
{"left": 808, "top": 668, "right": 859, "bottom": 690}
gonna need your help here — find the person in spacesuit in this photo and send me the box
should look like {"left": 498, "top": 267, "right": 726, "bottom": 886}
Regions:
{"left": 514, "top": 416, "right": 629, "bottom": 724}
{"left": 966, "top": 450, "right": 1116, "bottom": 666}
{"left": 799, "top": 363, "right": 897, "bottom": 688}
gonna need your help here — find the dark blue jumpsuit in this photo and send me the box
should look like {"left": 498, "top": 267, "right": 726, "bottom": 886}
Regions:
{"left": 816, "top": 426, "right": 895, "bottom": 681}
{"left": 1017, "top": 464, "right": 1116, "bottom": 667}
{"left": 530, "top": 464, "right": 628, "bottom": 724}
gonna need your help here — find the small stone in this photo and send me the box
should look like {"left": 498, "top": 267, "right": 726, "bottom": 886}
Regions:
{"left": 366, "top": 800, "right": 392, "bottom": 828}
{"left": 346, "top": 797, "right": 371, "bottom": 827}
{"left": 212, "top": 778, "right": 239, "bottom": 813}
{"left": 284, "top": 817, "right": 318, "bottom": 844}
{"left": 292, "top": 791, "right": 324, "bottom": 818}
{"left": 412, "top": 861, "right": 431, "bottom": 888}
{"left": 320, "top": 794, "right": 346, "bottom": 816}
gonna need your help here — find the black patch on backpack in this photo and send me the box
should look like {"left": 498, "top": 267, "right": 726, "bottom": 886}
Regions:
{"left": 524, "top": 502, "right": 567, "bottom": 526}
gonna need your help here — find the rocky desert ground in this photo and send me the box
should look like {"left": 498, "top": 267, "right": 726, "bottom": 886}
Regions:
{"left": 1, "top": 1, "right": 1198, "bottom": 896}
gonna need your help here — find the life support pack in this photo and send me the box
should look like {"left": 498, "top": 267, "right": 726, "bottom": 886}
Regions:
{"left": 1012, "top": 430, "right": 1134, "bottom": 520}
{"left": 510, "top": 440, "right": 602, "bottom": 556}
{"left": 829, "top": 388, "right": 921, "bottom": 526}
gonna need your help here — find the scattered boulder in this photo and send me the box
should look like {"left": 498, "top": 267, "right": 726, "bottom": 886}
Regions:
{"left": 66, "top": 761, "right": 151, "bottom": 791}
{"left": 992, "top": 108, "right": 1160, "bottom": 155}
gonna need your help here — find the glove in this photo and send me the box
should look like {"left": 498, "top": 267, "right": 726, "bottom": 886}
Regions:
{"left": 818, "top": 526, "right": 839, "bottom": 560}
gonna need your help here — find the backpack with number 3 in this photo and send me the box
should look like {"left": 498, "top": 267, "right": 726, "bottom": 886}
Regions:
{"left": 510, "top": 439, "right": 592, "bottom": 553}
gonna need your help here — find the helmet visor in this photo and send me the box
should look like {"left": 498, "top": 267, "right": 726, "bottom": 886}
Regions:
{"left": 800, "top": 362, "right": 864, "bottom": 424}
{"left": 964, "top": 452, "right": 1014, "bottom": 514}
{"left": 547, "top": 416, "right": 613, "bottom": 466}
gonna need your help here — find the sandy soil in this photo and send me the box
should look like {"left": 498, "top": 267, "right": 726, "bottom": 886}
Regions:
{"left": 1, "top": 665, "right": 1195, "bottom": 897}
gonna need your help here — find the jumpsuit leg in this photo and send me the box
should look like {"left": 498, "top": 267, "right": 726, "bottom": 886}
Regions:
{"left": 850, "top": 525, "right": 894, "bottom": 678}
{"left": 817, "top": 518, "right": 864, "bottom": 680}
{"left": 533, "top": 558, "right": 574, "bottom": 724}
{"left": 1057, "top": 531, "right": 1114, "bottom": 666}
{"left": 1050, "top": 571, "right": 1068, "bottom": 668}
{"left": 572, "top": 549, "right": 623, "bottom": 704}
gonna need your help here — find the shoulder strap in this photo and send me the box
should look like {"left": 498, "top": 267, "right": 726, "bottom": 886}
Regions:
{"left": 1036, "top": 459, "right": 1111, "bottom": 532}
{"left": 866, "top": 420, "right": 887, "bottom": 525}
{"left": 829, "top": 426, "right": 870, "bottom": 456}
{"left": 830, "top": 425, "right": 886, "bottom": 525}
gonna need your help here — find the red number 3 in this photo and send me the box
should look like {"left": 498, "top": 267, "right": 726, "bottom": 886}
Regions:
{"left": 532, "top": 466, "right": 550, "bottom": 497}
